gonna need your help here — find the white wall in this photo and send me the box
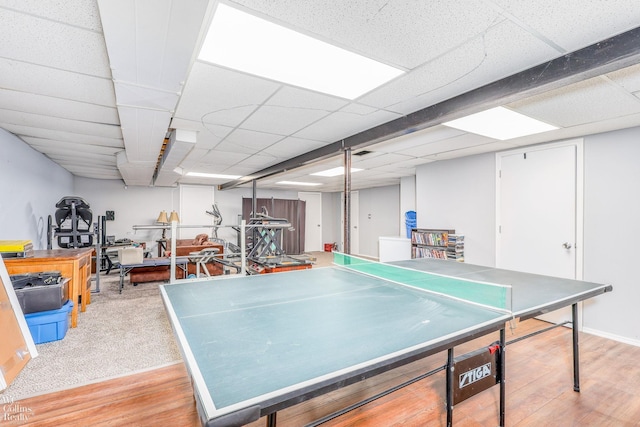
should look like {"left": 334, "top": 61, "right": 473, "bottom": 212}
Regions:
{"left": 415, "top": 153, "right": 496, "bottom": 266}
{"left": 0, "top": 129, "right": 73, "bottom": 249}
{"left": 322, "top": 192, "right": 341, "bottom": 247}
{"left": 358, "top": 185, "right": 400, "bottom": 258}
{"left": 582, "top": 127, "right": 640, "bottom": 344}
{"left": 414, "top": 126, "right": 640, "bottom": 344}
{"left": 73, "top": 178, "right": 178, "bottom": 253}
{"left": 319, "top": 186, "right": 401, "bottom": 258}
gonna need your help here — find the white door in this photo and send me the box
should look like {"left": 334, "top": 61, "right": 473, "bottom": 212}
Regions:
{"left": 497, "top": 141, "right": 583, "bottom": 323}
{"left": 298, "top": 192, "right": 322, "bottom": 252}
{"left": 340, "top": 191, "right": 359, "bottom": 254}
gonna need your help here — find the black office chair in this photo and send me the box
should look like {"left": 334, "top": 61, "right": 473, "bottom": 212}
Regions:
{"left": 54, "top": 196, "right": 94, "bottom": 248}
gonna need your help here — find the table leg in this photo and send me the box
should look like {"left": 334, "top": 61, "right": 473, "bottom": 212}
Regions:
{"left": 266, "top": 413, "right": 276, "bottom": 427}
{"left": 69, "top": 266, "right": 79, "bottom": 328}
{"left": 499, "top": 328, "right": 506, "bottom": 427}
{"left": 446, "top": 348, "right": 454, "bottom": 427}
{"left": 119, "top": 269, "right": 126, "bottom": 293}
{"left": 572, "top": 303, "right": 580, "bottom": 392}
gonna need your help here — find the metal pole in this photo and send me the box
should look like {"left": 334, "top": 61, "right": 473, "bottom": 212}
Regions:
{"left": 572, "top": 303, "right": 580, "bottom": 392}
{"left": 343, "top": 148, "right": 351, "bottom": 254}
{"left": 499, "top": 329, "right": 506, "bottom": 426}
{"left": 93, "top": 217, "right": 101, "bottom": 293}
{"left": 252, "top": 179, "right": 257, "bottom": 257}
{"left": 170, "top": 220, "right": 177, "bottom": 283}
{"left": 240, "top": 219, "right": 246, "bottom": 275}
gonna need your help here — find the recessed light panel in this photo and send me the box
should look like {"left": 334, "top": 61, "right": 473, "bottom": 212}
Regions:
{"left": 443, "top": 107, "right": 558, "bottom": 140}
{"left": 311, "top": 167, "right": 363, "bottom": 177}
{"left": 186, "top": 172, "right": 241, "bottom": 179}
{"left": 199, "top": 4, "right": 404, "bottom": 99}
{"left": 276, "top": 181, "right": 322, "bottom": 186}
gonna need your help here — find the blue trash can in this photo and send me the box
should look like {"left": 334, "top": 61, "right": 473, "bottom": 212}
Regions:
{"left": 405, "top": 210, "right": 416, "bottom": 238}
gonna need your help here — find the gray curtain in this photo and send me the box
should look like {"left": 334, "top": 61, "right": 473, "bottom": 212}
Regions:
{"left": 242, "top": 198, "right": 306, "bottom": 255}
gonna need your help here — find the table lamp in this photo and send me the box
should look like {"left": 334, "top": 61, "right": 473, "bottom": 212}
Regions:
{"left": 157, "top": 210, "right": 169, "bottom": 239}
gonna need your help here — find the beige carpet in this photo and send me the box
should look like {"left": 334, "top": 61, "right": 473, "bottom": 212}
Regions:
{"left": 1, "top": 273, "right": 181, "bottom": 401}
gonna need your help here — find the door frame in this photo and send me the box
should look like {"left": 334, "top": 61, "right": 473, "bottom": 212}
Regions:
{"left": 495, "top": 138, "right": 584, "bottom": 281}
{"left": 298, "top": 191, "right": 322, "bottom": 252}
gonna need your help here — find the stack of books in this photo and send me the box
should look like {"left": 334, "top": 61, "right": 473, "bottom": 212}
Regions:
{"left": 0, "top": 240, "right": 34, "bottom": 258}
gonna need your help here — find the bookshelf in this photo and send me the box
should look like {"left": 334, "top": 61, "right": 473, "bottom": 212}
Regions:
{"left": 411, "top": 228, "right": 464, "bottom": 261}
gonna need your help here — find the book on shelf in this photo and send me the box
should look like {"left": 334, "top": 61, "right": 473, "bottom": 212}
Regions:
{"left": 411, "top": 228, "right": 464, "bottom": 262}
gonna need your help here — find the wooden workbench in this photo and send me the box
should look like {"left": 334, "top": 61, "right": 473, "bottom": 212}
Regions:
{"left": 4, "top": 248, "right": 93, "bottom": 328}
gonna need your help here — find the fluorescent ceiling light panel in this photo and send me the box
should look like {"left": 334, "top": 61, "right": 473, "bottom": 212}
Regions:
{"left": 199, "top": 4, "right": 404, "bottom": 99}
{"left": 311, "top": 167, "right": 363, "bottom": 177}
{"left": 276, "top": 181, "right": 322, "bottom": 186}
{"left": 443, "top": 107, "right": 558, "bottom": 140}
{"left": 186, "top": 172, "right": 241, "bottom": 179}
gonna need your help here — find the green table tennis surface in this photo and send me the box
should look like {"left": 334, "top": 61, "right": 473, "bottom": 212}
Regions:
{"left": 160, "top": 254, "right": 611, "bottom": 426}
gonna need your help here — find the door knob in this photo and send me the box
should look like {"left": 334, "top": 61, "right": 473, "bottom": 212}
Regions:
{"left": 562, "top": 242, "right": 572, "bottom": 249}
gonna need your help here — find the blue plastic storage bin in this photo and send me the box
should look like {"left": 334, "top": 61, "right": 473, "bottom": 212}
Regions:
{"left": 25, "top": 300, "right": 73, "bottom": 344}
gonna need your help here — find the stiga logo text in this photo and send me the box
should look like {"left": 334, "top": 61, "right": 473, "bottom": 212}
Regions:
{"left": 459, "top": 363, "right": 491, "bottom": 388}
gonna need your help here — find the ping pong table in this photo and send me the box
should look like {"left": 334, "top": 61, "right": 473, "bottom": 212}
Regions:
{"left": 160, "top": 253, "right": 612, "bottom": 427}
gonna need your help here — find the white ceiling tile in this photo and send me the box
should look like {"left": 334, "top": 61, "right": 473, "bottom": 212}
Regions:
{"left": 360, "top": 19, "right": 560, "bottom": 113}
{"left": 492, "top": 0, "right": 640, "bottom": 52}
{"left": 0, "top": 8, "right": 111, "bottom": 77}
{"left": 370, "top": 126, "right": 466, "bottom": 153}
{"left": 169, "top": 118, "right": 233, "bottom": 150}
{"left": 0, "top": 89, "right": 119, "bottom": 124}
{"left": 21, "top": 136, "right": 122, "bottom": 155}
{"left": 606, "top": 63, "right": 640, "bottom": 93}
{"left": 241, "top": 104, "right": 329, "bottom": 136}
{"left": 2, "top": 0, "right": 104, "bottom": 30}
{"left": 2, "top": 124, "right": 123, "bottom": 148}
{"left": 261, "top": 137, "right": 328, "bottom": 158}
{"left": 47, "top": 152, "right": 115, "bottom": 166}
{"left": 423, "top": 141, "right": 518, "bottom": 160}
{"left": 174, "top": 63, "right": 281, "bottom": 127}
{"left": 232, "top": 0, "right": 500, "bottom": 69}
{"left": 267, "top": 86, "right": 349, "bottom": 111}
{"left": 236, "top": 152, "right": 281, "bottom": 168}
{"left": 97, "top": 0, "right": 209, "bottom": 91}
{"left": 62, "top": 165, "right": 121, "bottom": 179}
{"left": 0, "top": 109, "right": 122, "bottom": 138}
{"left": 397, "top": 132, "right": 496, "bottom": 157}
{"left": 189, "top": 149, "right": 249, "bottom": 170}
{"left": 218, "top": 129, "right": 284, "bottom": 154}
{"left": 116, "top": 154, "right": 156, "bottom": 186}
{"left": 509, "top": 77, "right": 640, "bottom": 127}
{"left": 113, "top": 82, "right": 179, "bottom": 111}
{"left": 294, "top": 108, "right": 402, "bottom": 142}
{"left": 0, "top": 58, "right": 116, "bottom": 106}
{"left": 351, "top": 152, "right": 416, "bottom": 169}
{"left": 118, "top": 107, "right": 171, "bottom": 162}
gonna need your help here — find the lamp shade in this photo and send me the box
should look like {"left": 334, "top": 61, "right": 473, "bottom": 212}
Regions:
{"left": 169, "top": 211, "right": 180, "bottom": 223}
{"left": 156, "top": 210, "right": 169, "bottom": 224}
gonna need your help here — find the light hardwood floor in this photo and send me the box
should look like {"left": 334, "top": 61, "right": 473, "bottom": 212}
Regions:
{"left": 6, "top": 319, "right": 640, "bottom": 426}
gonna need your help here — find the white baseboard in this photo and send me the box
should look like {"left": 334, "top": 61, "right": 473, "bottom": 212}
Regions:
{"left": 582, "top": 327, "right": 640, "bottom": 348}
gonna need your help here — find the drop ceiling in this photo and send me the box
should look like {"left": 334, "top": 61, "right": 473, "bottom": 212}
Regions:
{"left": 2, "top": 0, "right": 640, "bottom": 192}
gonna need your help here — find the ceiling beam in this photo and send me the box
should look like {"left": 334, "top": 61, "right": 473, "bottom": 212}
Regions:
{"left": 219, "top": 25, "right": 640, "bottom": 190}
